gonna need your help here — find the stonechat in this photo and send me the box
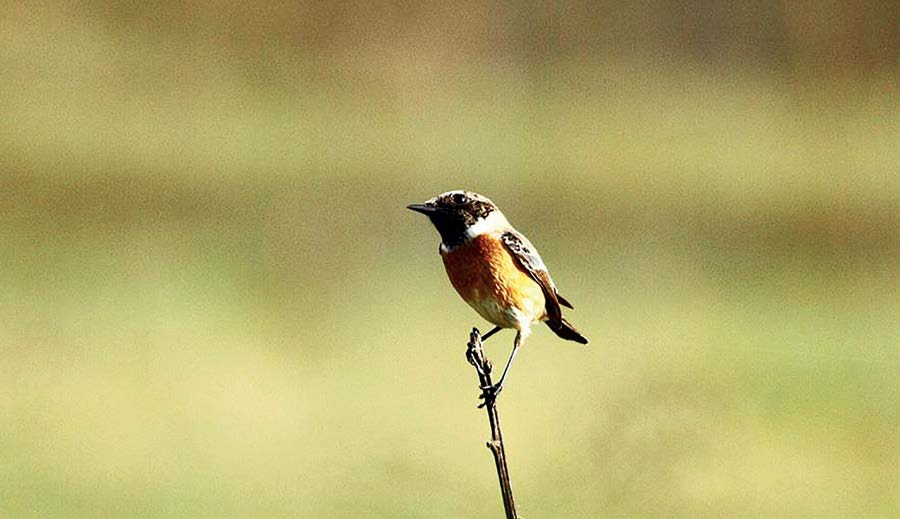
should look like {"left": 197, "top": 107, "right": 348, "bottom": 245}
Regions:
{"left": 408, "top": 190, "right": 588, "bottom": 396}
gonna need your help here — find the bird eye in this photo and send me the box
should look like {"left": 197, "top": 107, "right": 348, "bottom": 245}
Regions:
{"left": 453, "top": 193, "right": 466, "bottom": 204}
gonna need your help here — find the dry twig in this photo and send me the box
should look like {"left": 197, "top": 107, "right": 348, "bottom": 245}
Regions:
{"left": 466, "top": 328, "right": 518, "bottom": 519}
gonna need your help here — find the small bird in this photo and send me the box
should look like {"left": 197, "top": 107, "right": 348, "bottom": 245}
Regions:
{"left": 408, "top": 190, "right": 588, "bottom": 396}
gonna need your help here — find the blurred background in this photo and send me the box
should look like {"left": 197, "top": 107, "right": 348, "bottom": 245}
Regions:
{"left": 1, "top": 1, "right": 897, "bottom": 517}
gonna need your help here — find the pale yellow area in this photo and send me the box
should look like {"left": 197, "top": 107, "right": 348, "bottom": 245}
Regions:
{"left": 1, "top": 3, "right": 896, "bottom": 518}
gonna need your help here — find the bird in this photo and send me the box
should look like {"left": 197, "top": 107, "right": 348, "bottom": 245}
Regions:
{"left": 407, "top": 190, "right": 588, "bottom": 397}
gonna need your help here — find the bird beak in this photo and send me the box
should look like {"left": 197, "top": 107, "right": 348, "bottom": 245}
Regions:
{"left": 406, "top": 203, "right": 436, "bottom": 215}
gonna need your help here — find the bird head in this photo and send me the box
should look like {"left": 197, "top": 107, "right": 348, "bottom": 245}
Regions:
{"left": 407, "top": 190, "right": 508, "bottom": 249}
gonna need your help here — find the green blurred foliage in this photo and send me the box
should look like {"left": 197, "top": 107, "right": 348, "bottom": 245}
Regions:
{"left": 1, "top": 2, "right": 897, "bottom": 517}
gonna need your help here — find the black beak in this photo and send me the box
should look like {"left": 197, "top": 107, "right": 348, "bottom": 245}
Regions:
{"left": 406, "top": 203, "right": 436, "bottom": 215}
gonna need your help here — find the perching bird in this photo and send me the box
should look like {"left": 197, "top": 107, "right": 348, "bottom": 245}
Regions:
{"left": 408, "top": 190, "right": 588, "bottom": 396}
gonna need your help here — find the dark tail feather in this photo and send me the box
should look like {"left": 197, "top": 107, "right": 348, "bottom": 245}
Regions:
{"left": 547, "top": 317, "right": 589, "bottom": 344}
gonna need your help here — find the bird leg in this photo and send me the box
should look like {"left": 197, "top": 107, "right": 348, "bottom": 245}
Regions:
{"left": 480, "top": 326, "right": 502, "bottom": 342}
{"left": 480, "top": 330, "right": 521, "bottom": 401}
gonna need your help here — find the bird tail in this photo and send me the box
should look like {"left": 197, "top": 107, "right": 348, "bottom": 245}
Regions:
{"left": 546, "top": 317, "right": 589, "bottom": 345}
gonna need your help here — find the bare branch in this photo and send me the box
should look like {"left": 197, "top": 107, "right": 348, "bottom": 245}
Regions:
{"left": 466, "top": 328, "right": 518, "bottom": 519}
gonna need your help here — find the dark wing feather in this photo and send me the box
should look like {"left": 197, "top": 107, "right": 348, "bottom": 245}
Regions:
{"left": 502, "top": 230, "right": 589, "bottom": 345}
{"left": 501, "top": 230, "right": 564, "bottom": 326}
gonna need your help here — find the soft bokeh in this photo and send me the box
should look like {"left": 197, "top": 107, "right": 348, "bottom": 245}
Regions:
{"left": 1, "top": 2, "right": 896, "bottom": 517}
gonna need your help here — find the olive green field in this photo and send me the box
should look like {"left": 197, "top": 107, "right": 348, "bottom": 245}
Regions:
{"left": 1, "top": 3, "right": 897, "bottom": 518}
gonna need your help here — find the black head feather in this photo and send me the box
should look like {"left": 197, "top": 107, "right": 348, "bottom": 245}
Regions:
{"left": 407, "top": 190, "right": 498, "bottom": 247}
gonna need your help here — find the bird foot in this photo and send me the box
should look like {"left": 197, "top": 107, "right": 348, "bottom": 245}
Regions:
{"left": 477, "top": 383, "right": 503, "bottom": 408}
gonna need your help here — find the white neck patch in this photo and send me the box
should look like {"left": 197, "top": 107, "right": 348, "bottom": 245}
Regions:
{"left": 440, "top": 210, "right": 510, "bottom": 253}
{"left": 465, "top": 210, "right": 509, "bottom": 239}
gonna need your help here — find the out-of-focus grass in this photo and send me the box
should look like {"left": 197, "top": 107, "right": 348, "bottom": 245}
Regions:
{"left": 1, "top": 5, "right": 897, "bottom": 518}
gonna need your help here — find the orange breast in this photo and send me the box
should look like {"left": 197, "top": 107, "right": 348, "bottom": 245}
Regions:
{"left": 441, "top": 234, "right": 546, "bottom": 328}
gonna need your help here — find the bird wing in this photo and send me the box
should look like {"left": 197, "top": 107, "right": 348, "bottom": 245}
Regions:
{"left": 501, "top": 230, "right": 572, "bottom": 327}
